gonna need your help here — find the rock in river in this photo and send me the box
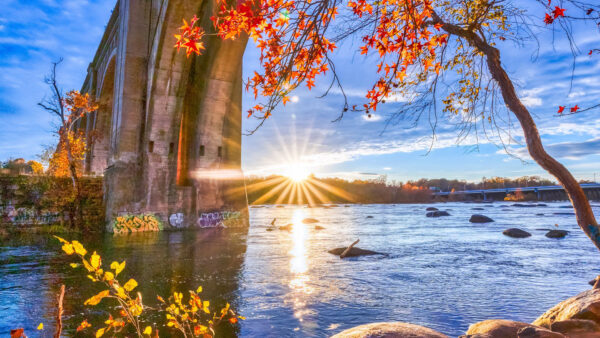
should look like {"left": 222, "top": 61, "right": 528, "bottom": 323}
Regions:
{"left": 314, "top": 225, "right": 325, "bottom": 230}
{"left": 331, "top": 322, "right": 448, "bottom": 338}
{"left": 472, "top": 207, "right": 485, "bottom": 211}
{"left": 503, "top": 228, "right": 532, "bottom": 238}
{"left": 463, "top": 319, "right": 547, "bottom": 338}
{"left": 426, "top": 207, "right": 439, "bottom": 211}
{"left": 426, "top": 211, "right": 450, "bottom": 217}
{"left": 469, "top": 214, "right": 494, "bottom": 223}
{"left": 545, "top": 230, "right": 568, "bottom": 238}
{"left": 302, "top": 218, "right": 319, "bottom": 224}
{"left": 533, "top": 288, "right": 600, "bottom": 328}
{"left": 328, "top": 247, "right": 383, "bottom": 257}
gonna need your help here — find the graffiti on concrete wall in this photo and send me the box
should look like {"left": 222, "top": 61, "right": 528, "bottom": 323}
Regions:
{"left": 112, "top": 214, "right": 163, "bottom": 234}
{"left": 197, "top": 211, "right": 243, "bottom": 228}
{"left": 169, "top": 213, "right": 185, "bottom": 228}
{"left": 0, "top": 205, "right": 60, "bottom": 225}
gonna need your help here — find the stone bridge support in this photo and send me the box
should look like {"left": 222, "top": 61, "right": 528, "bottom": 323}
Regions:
{"left": 80, "top": 0, "right": 249, "bottom": 230}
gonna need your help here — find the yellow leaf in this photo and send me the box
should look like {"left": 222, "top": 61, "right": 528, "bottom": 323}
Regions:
{"left": 62, "top": 243, "right": 74, "bottom": 255}
{"left": 84, "top": 290, "right": 110, "bottom": 306}
{"left": 196, "top": 286, "right": 203, "bottom": 293}
{"left": 96, "top": 327, "right": 105, "bottom": 338}
{"left": 110, "top": 261, "right": 126, "bottom": 276}
{"left": 104, "top": 271, "right": 114, "bottom": 281}
{"left": 90, "top": 252, "right": 101, "bottom": 269}
{"left": 87, "top": 274, "right": 98, "bottom": 282}
{"left": 83, "top": 259, "right": 94, "bottom": 272}
{"left": 123, "top": 279, "right": 138, "bottom": 292}
{"left": 71, "top": 241, "right": 87, "bottom": 256}
{"left": 116, "top": 287, "right": 126, "bottom": 299}
{"left": 143, "top": 326, "right": 152, "bottom": 335}
{"left": 54, "top": 235, "right": 68, "bottom": 244}
{"left": 37, "top": 323, "right": 44, "bottom": 330}
{"left": 70, "top": 263, "right": 80, "bottom": 268}
{"left": 203, "top": 300, "right": 210, "bottom": 314}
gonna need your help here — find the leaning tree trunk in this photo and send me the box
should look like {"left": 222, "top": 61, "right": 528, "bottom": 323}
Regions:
{"left": 436, "top": 16, "right": 600, "bottom": 251}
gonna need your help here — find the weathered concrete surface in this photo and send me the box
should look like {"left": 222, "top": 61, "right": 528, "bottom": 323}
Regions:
{"left": 331, "top": 322, "right": 449, "bottom": 338}
{"left": 79, "top": 0, "right": 249, "bottom": 230}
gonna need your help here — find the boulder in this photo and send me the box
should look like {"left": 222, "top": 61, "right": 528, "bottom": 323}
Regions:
{"left": 331, "top": 322, "right": 448, "bottom": 338}
{"left": 314, "top": 225, "right": 325, "bottom": 230}
{"left": 465, "top": 320, "right": 544, "bottom": 337}
{"left": 550, "top": 319, "right": 600, "bottom": 336}
{"left": 278, "top": 224, "right": 293, "bottom": 231}
{"left": 470, "top": 214, "right": 495, "bottom": 223}
{"left": 533, "top": 288, "right": 600, "bottom": 328}
{"left": 503, "top": 228, "right": 532, "bottom": 238}
{"left": 517, "top": 326, "right": 565, "bottom": 338}
{"left": 426, "top": 211, "right": 451, "bottom": 217}
{"left": 426, "top": 207, "right": 439, "bottom": 211}
{"left": 545, "top": 230, "right": 569, "bottom": 238}
{"left": 302, "top": 218, "right": 319, "bottom": 224}
{"left": 328, "top": 247, "right": 383, "bottom": 257}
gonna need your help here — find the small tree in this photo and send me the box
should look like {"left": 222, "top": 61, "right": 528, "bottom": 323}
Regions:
{"left": 39, "top": 59, "right": 98, "bottom": 229}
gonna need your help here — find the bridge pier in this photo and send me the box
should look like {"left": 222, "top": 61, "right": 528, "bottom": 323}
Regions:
{"left": 80, "top": 0, "right": 249, "bottom": 231}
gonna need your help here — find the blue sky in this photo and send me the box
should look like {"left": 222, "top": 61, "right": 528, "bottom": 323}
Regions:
{"left": 1, "top": 0, "right": 599, "bottom": 183}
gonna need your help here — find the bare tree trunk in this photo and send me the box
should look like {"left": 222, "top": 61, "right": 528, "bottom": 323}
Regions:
{"left": 435, "top": 16, "right": 600, "bottom": 250}
{"left": 54, "top": 284, "right": 65, "bottom": 338}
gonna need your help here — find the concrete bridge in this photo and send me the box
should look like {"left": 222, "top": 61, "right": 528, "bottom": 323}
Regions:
{"left": 75, "top": 0, "right": 249, "bottom": 230}
{"left": 434, "top": 183, "right": 600, "bottom": 201}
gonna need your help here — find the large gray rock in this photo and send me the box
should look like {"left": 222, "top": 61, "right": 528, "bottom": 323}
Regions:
{"left": 464, "top": 320, "right": 541, "bottom": 337}
{"left": 331, "top": 322, "right": 448, "bottom": 338}
{"left": 427, "top": 211, "right": 451, "bottom": 217}
{"left": 470, "top": 214, "right": 495, "bottom": 223}
{"left": 533, "top": 289, "right": 600, "bottom": 328}
{"left": 503, "top": 228, "right": 532, "bottom": 238}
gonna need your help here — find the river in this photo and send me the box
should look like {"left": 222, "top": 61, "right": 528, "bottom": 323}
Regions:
{"left": 1, "top": 202, "right": 599, "bottom": 337}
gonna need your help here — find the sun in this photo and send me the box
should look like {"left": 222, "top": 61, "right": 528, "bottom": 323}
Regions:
{"left": 284, "top": 163, "right": 310, "bottom": 183}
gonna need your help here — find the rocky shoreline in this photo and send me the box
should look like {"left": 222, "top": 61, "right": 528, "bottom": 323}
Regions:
{"left": 332, "top": 285, "right": 600, "bottom": 337}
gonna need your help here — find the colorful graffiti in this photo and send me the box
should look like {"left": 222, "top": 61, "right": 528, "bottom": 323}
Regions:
{"left": 169, "top": 213, "right": 185, "bottom": 228}
{"left": 197, "top": 211, "right": 243, "bottom": 228}
{"left": 112, "top": 214, "right": 163, "bottom": 234}
{"left": 0, "top": 205, "right": 60, "bottom": 225}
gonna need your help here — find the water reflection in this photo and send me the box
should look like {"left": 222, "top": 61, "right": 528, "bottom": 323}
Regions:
{"left": 287, "top": 209, "right": 315, "bottom": 330}
{"left": 0, "top": 228, "right": 248, "bottom": 336}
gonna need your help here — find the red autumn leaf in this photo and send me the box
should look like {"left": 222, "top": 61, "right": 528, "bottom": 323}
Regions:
{"left": 570, "top": 105, "right": 580, "bottom": 113}
{"left": 544, "top": 13, "right": 554, "bottom": 25}
{"left": 10, "top": 329, "right": 25, "bottom": 338}
{"left": 557, "top": 106, "right": 565, "bottom": 114}
{"left": 552, "top": 6, "right": 566, "bottom": 19}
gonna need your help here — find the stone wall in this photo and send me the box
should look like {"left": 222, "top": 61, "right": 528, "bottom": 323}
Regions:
{"left": 0, "top": 175, "right": 104, "bottom": 230}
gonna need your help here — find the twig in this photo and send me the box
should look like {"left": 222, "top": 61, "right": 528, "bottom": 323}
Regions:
{"left": 54, "top": 284, "right": 65, "bottom": 338}
{"left": 340, "top": 239, "right": 359, "bottom": 258}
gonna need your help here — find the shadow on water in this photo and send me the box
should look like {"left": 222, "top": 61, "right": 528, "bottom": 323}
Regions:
{"left": 0, "top": 228, "right": 248, "bottom": 337}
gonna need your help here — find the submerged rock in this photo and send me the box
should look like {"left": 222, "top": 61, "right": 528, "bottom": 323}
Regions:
{"left": 314, "top": 225, "right": 325, "bottom": 230}
{"left": 278, "top": 223, "right": 293, "bottom": 231}
{"left": 328, "top": 247, "right": 383, "bottom": 257}
{"left": 331, "top": 322, "right": 448, "bottom": 338}
{"left": 472, "top": 207, "right": 485, "bottom": 211}
{"left": 426, "top": 211, "right": 451, "bottom": 217}
{"left": 553, "top": 212, "right": 575, "bottom": 216}
{"left": 426, "top": 207, "right": 439, "bottom": 211}
{"left": 533, "top": 288, "right": 600, "bottom": 328}
{"left": 536, "top": 213, "right": 545, "bottom": 216}
{"left": 503, "top": 228, "right": 532, "bottom": 238}
{"left": 470, "top": 214, "right": 494, "bottom": 223}
{"left": 302, "top": 218, "right": 319, "bottom": 224}
{"left": 512, "top": 203, "right": 538, "bottom": 208}
{"left": 545, "top": 230, "right": 569, "bottom": 238}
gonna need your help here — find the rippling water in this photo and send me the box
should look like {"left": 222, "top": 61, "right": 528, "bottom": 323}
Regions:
{"left": 1, "top": 202, "right": 600, "bottom": 337}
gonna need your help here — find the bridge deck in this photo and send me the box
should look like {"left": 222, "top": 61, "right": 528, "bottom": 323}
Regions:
{"left": 433, "top": 183, "right": 600, "bottom": 196}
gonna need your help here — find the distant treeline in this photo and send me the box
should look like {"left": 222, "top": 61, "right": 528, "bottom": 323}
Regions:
{"left": 244, "top": 175, "right": 594, "bottom": 205}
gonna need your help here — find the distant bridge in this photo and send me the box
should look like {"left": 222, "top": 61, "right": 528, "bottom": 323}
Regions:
{"left": 433, "top": 183, "right": 600, "bottom": 201}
